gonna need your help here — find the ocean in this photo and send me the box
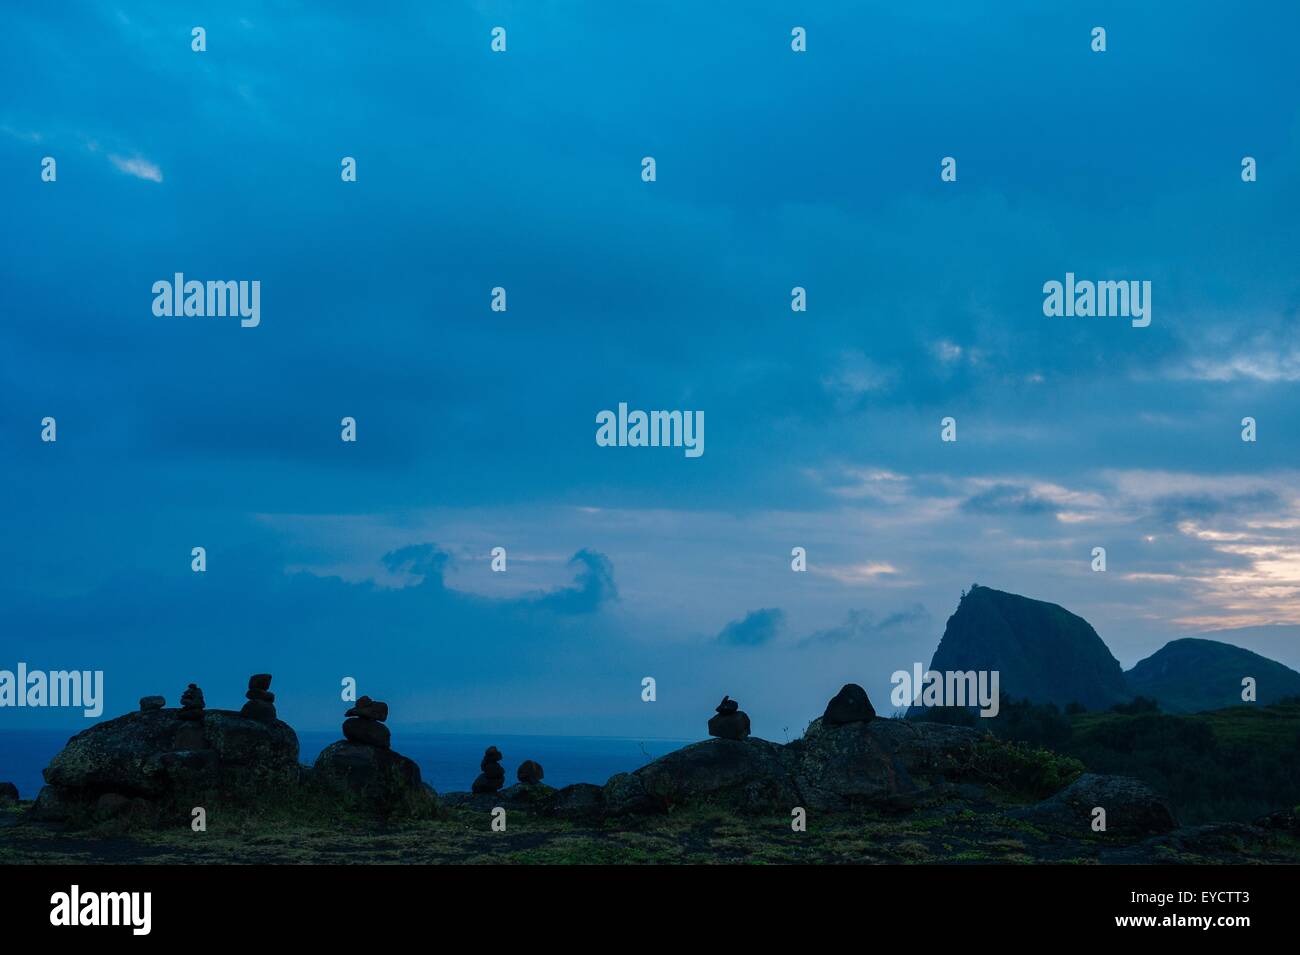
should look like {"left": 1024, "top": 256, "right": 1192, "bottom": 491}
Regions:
{"left": 0, "top": 729, "right": 692, "bottom": 800}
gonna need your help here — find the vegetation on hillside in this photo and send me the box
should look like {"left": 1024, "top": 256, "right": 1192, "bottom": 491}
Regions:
{"left": 912, "top": 695, "right": 1300, "bottom": 824}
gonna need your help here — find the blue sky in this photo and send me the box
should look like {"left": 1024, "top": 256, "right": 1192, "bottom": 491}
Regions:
{"left": 2, "top": 1, "right": 1299, "bottom": 737}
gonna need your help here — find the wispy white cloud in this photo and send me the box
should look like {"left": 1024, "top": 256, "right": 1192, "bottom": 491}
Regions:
{"left": 0, "top": 124, "right": 43, "bottom": 143}
{"left": 1166, "top": 350, "right": 1300, "bottom": 383}
{"left": 108, "top": 153, "right": 162, "bottom": 182}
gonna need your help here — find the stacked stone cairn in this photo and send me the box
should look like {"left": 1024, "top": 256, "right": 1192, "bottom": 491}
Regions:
{"left": 707, "top": 694, "right": 751, "bottom": 740}
{"left": 178, "top": 683, "right": 205, "bottom": 720}
{"left": 240, "top": 673, "right": 277, "bottom": 723}
{"left": 342, "top": 695, "right": 391, "bottom": 748}
{"left": 472, "top": 746, "right": 505, "bottom": 793}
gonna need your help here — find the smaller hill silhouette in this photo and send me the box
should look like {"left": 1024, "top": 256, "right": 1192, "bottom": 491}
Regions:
{"left": 1126, "top": 638, "right": 1300, "bottom": 713}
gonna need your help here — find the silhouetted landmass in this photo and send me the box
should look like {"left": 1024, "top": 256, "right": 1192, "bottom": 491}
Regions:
{"left": 1126, "top": 638, "right": 1300, "bottom": 713}
{"left": 917, "top": 585, "right": 1130, "bottom": 711}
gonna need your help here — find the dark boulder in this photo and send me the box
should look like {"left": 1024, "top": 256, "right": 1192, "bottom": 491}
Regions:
{"left": 139, "top": 696, "right": 165, "bottom": 712}
{"left": 342, "top": 716, "right": 391, "bottom": 748}
{"left": 93, "top": 792, "right": 154, "bottom": 824}
{"left": 787, "top": 717, "right": 982, "bottom": 811}
{"left": 0, "top": 782, "right": 18, "bottom": 805}
{"left": 606, "top": 738, "right": 799, "bottom": 815}
{"left": 823, "top": 684, "right": 876, "bottom": 725}
{"left": 602, "top": 772, "right": 658, "bottom": 815}
{"left": 517, "top": 760, "right": 544, "bottom": 785}
{"left": 549, "top": 783, "right": 605, "bottom": 819}
{"left": 200, "top": 711, "right": 299, "bottom": 770}
{"left": 1011, "top": 772, "right": 1177, "bottom": 837}
{"left": 245, "top": 689, "right": 275, "bottom": 703}
{"left": 38, "top": 708, "right": 300, "bottom": 819}
{"left": 312, "top": 740, "right": 434, "bottom": 815}
{"left": 707, "top": 710, "right": 751, "bottom": 741}
{"left": 31, "top": 785, "right": 76, "bottom": 821}
{"left": 248, "top": 674, "right": 273, "bottom": 692}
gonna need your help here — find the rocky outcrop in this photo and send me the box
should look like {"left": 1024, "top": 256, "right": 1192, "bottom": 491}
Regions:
{"left": 605, "top": 737, "right": 798, "bottom": 814}
{"left": 312, "top": 740, "right": 430, "bottom": 813}
{"left": 597, "top": 686, "right": 992, "bottom": 817}
{"left": 35, "top": 707, "right": 299, "bottom": 820}
{"left": 549, "top": 782, "right": 604, "bottom": 818}
{"left": 0, "top": 782, "right": 18, "bottom": 806}
{"left": 1011, "top": 772, "right": 1177, "bottom": 836}
{"left": 787, "top": 717, "right": 983, "bottom": 812}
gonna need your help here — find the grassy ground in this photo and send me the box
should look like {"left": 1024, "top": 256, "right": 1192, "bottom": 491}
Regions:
{"left": 4, "top": 800, "right": 1297, "bottom": 865}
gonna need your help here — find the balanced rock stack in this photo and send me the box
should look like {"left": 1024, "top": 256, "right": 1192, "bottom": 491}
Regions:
{"left": 472, "top": 746, "right": 505, "bottom": 793}
{"left": 822, "top": 683, "right": 876, "bottom": 725}
{"left": 707, "top": 695, "right": 751, "bottom": 741}
{"left": 342, "top": 696, "right": 390, "bottom": 749}
{"left": 517, "top": 760, "right": 545, "bottom": 785}
{"left": 178, "top": 684, "right": 205, "bottom": 721}
{"left": 240, "top": 673, "right": 277, "bottom": 723}
{"left": 312, "top": 691, "right": 429, "bottom": 815}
